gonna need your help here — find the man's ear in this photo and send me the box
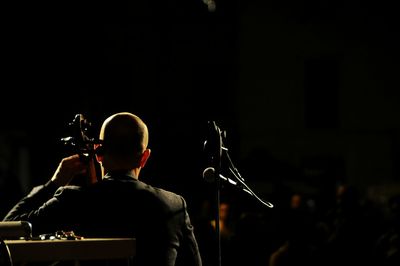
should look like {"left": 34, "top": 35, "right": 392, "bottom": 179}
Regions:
{"left": 139, "top": 149, "right": 151, "bottom": 168}
{"left": 94, "top": 144, "right": 104, "bottom": 163}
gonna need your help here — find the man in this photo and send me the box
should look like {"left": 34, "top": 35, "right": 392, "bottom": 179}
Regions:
{"left": 3, "top": 112, "right": 202, "bottom": 266}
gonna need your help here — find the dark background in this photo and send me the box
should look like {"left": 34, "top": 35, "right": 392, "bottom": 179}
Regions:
{"left": 1, "top": 0, "right": 239, "bottom": 205}
{"left": 1, "top": 1, "right": 400, "bottom": 265}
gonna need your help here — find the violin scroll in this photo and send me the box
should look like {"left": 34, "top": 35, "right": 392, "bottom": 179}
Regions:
{"left": 61, "top": 114, "right": 102, "bottom": 185}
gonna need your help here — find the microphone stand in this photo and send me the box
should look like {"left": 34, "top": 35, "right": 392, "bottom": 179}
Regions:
{"left": 212, "top": 121, "right": 223, "bottom": 266}
{"left": 204, "top": 121, "right": 274, "bottom": 266}
{"left": 215, "top": 166, "right": 222, "bottom": 266}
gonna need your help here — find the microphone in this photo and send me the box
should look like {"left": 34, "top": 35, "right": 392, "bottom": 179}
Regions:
{"left": 203, "top": 121, "right": 222, "bottom": 162}
{"left": 202, "top": 167, "right": 248, "bottom": 191}
{"left": 202, "top": 121, "right": 246, "bottom": 188}
{"left": 202, "top": 166, "right": 216, "bottom": 183}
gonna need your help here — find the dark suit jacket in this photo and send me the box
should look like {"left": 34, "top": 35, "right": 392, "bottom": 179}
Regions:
{"left": 3, "top": 172, "right": 202, "bottom": 266}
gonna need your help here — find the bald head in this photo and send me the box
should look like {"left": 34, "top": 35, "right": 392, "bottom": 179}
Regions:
{"left": 99, "top": 112, "right": 149, "bottom": 171}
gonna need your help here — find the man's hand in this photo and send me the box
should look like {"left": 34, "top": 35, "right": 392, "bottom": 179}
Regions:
{"left": 51, "top": 154, "right": 87, "bottom": 187}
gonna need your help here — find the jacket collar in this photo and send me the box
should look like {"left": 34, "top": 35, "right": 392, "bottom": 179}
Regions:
{"left": 103, "top": 171, "right": 138, "bottom": 181}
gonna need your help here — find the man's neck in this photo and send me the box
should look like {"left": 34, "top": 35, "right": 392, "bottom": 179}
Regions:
{"left": 103, "top": 169, "right": 139, "bottom": 180}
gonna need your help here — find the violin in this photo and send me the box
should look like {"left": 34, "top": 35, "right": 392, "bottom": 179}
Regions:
{"left": 61, "top": 114, "right": 102, "bottom": 186}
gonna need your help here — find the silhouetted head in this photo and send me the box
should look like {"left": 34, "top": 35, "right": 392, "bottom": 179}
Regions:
{"left": 97, "top": 112, "right": 150, "bottom": 174}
